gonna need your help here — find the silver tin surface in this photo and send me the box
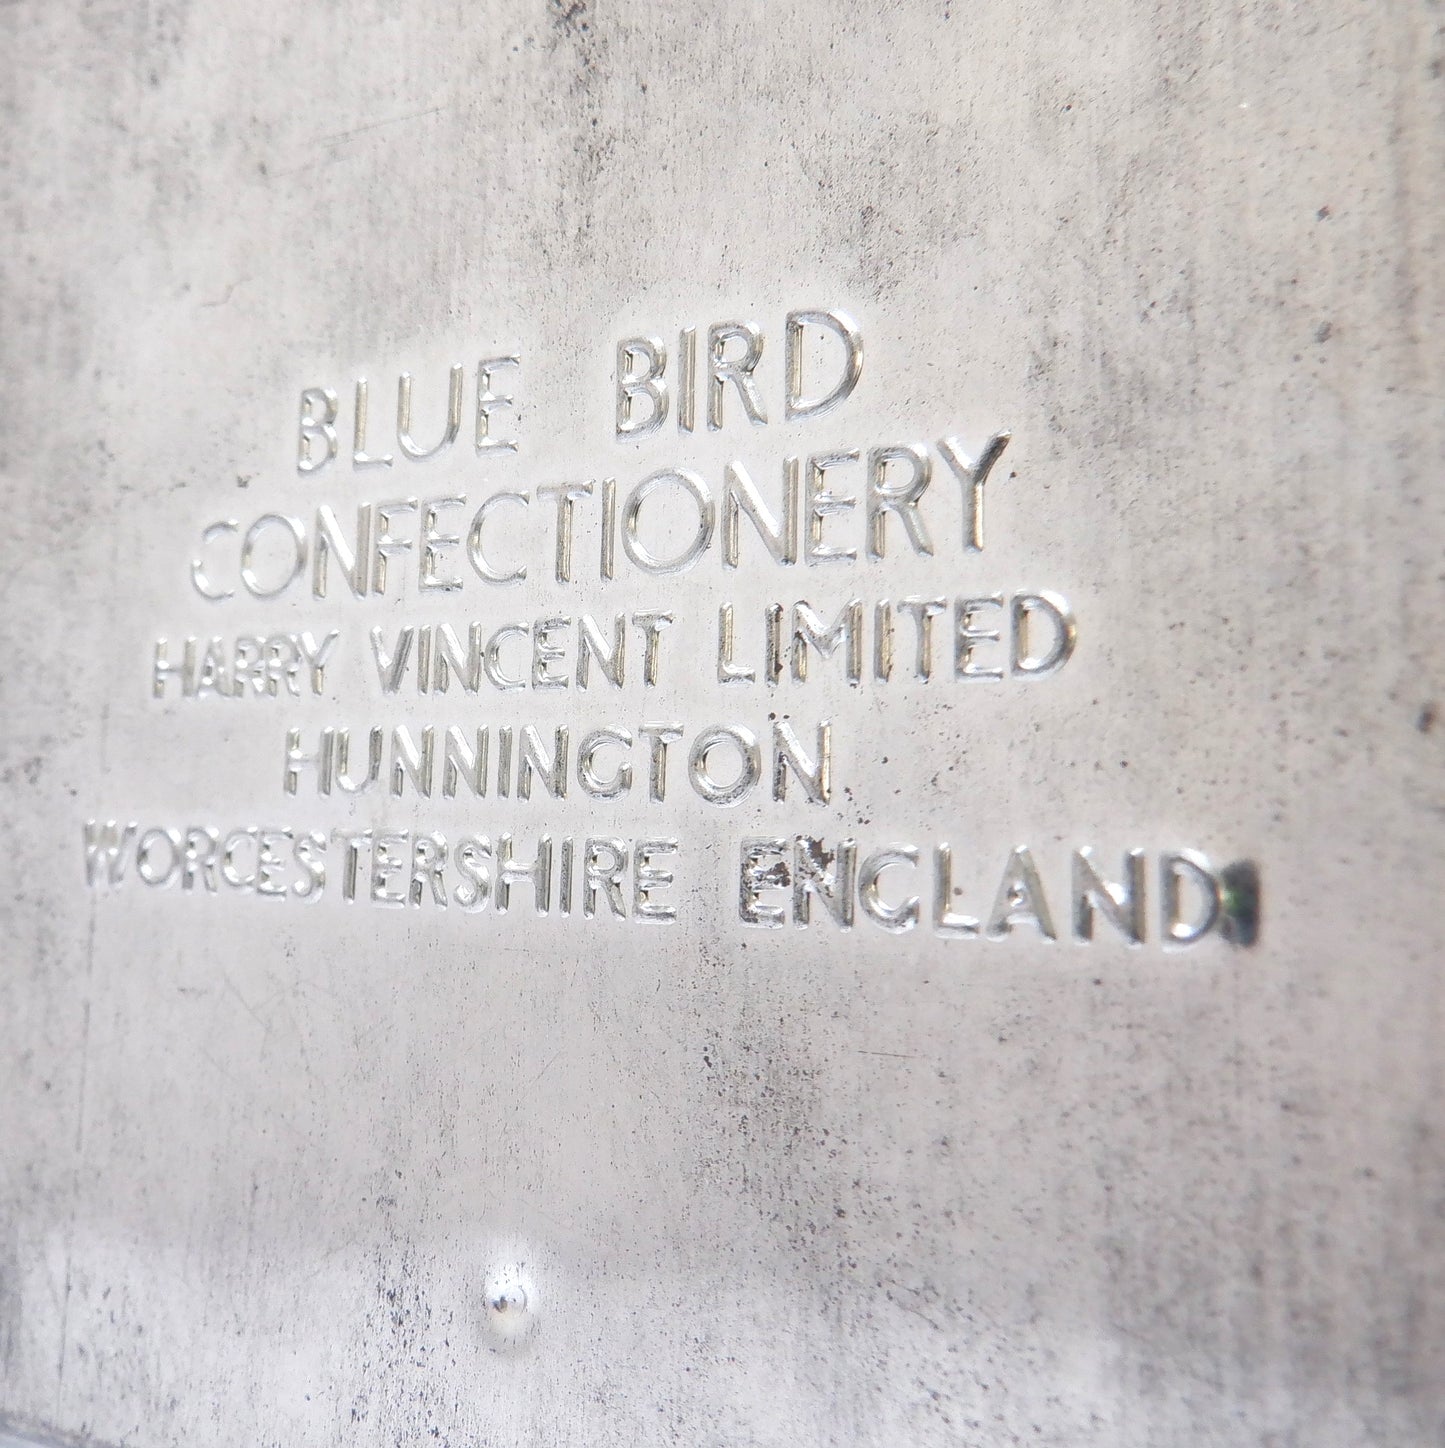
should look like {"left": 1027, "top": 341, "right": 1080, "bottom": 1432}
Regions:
{"left": 2, "top": 3, "right": 1442, "bottom": 1445}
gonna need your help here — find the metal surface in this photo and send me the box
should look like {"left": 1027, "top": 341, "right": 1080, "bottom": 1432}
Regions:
{"left": 2, "top": 2, "right": 1443, "bottom": 1445}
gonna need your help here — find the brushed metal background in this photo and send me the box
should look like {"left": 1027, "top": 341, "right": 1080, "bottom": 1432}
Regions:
{"left": 2, "top": 2, "right": 1443, "bottom": 1445}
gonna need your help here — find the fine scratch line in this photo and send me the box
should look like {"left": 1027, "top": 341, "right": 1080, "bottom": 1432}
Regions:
{"left": 318, "top": 104, "right": 445, "bottom": 147}
{"left": 267, "top": 104, "right": 448, "bottom": 179}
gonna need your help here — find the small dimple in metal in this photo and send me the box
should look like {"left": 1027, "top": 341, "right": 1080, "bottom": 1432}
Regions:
{"left": 489, "top": 1285, "right": 526, "bottom": 1318}
{"left": 483, "top": 1268, "right": 536, "bottom": 1342}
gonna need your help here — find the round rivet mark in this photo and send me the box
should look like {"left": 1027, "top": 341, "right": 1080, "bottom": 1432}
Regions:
{"left": 483, "top": 1266, "right": 535, "bottom": 1342}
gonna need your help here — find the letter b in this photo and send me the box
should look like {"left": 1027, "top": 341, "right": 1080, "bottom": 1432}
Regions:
{"left": 616, "top": 336, "right": 668, "bottom": 437}
{"left": 298, "top": 387, "right": 338, "bottom": 473}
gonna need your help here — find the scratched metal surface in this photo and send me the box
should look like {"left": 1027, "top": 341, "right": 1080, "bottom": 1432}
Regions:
{"left": 2, "top": 2, "right": 1444, "bottom": 1446}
